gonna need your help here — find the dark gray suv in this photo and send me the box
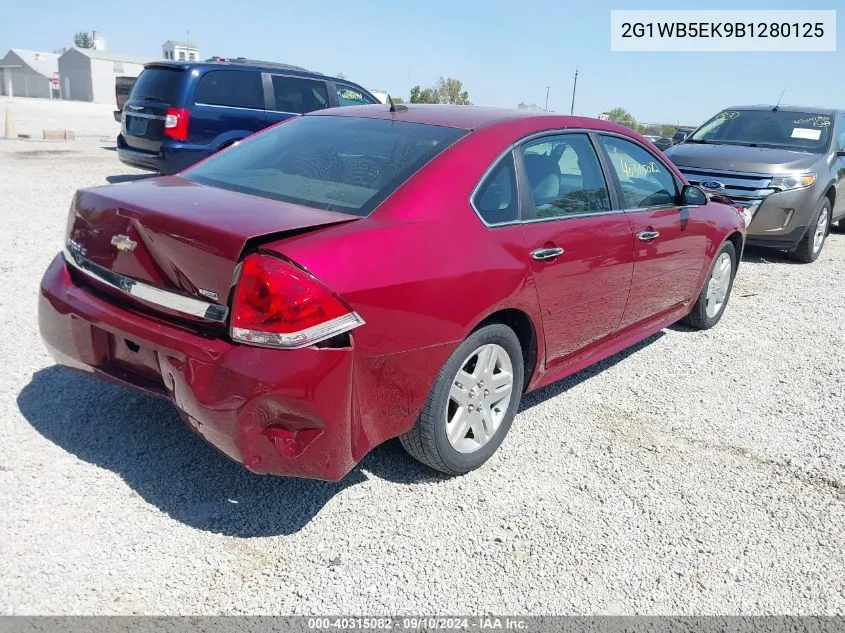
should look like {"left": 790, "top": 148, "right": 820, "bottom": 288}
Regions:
{"left": 665, "top": 105, "right": 845, "bottom": 263}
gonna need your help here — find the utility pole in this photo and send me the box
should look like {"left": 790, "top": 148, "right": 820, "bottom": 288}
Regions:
{"left": 545, "top": 86, "right": 550, "bottom": 112}
{"left": 570, "top": 68, "right": 579, "bottom": 115}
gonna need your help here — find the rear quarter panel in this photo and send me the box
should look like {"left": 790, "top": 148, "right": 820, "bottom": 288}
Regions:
{"left": 263, "top": 125, "right": 547, "bottom": 459}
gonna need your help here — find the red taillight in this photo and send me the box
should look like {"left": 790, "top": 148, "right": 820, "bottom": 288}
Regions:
{"left": 230, "top": 253, "right": 364, "bottom": 349}
{"left": 164, "top": 107, "right": 189, "bottom": 141}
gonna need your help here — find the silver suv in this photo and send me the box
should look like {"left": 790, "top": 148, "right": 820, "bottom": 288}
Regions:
{"left": 665, "top": 105, "right": 845, "bottom": 263}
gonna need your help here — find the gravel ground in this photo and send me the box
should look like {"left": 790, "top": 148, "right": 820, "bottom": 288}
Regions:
{"left": 1, "top": 98, "right": 845, "bottom": 616}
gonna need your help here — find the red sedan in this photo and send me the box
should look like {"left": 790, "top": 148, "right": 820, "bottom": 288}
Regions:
{"left": 38, "top": 105, "right": 745, "bottom": 481}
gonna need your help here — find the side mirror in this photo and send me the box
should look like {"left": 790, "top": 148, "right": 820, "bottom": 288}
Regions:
{"left": 679, "top": 184, "right": 708, "bottom": 206}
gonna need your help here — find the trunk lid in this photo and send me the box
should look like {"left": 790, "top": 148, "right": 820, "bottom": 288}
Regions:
{"left": 122, "top": 66, "right": 185, "bottom": 153}
{"left": 66, "top": 176, "right": 360, "bottom": 324}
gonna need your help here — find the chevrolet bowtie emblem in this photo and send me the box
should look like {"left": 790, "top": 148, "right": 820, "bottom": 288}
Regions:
{"left": 110, "top": 234, "right": 137, "bottom": 252}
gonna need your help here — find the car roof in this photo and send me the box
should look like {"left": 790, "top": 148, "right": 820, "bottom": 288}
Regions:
{"left": 144, "top": 59, "right": 347, "bottom": 86}
{"left": 725, "top": 104, "right": 842, "bottom": 116}
{"left": 306, "top": 103, "right": 637, "bottom": 133}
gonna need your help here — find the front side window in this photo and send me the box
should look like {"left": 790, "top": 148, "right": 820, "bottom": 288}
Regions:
{"left": 182, "top": 115, "right": 467, "bottom": 217}
{"left": 194, "top": 70, "right": 264, "bottom": 109}
{"left": 689, "top": 109, "right": 833, "bottom": 153}
{"left": 336, "top": 84, "right": 377, "bottom": 107}
{"left": 520, "top": 133, "right": 611, "bottom": 219}
{"left": 598, "top": 135, "right": 677, "bottom": 209}
{"left": 271, "top": 76, "right": 329, "bottom": 114}
{"left": 473, "top": 153, "right": 518, "bottom": 225}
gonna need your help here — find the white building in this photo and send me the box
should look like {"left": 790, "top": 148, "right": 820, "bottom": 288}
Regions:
{"left": 0, "top": 49, "right": 59, "bottom": 99}
{"left": 162, "top": 40, "right": 199, "bottom": 62}
{"left": 58, "top": 47, "right": 150, "bottom": 104}
{"left": 369, "top": 90, "right": 389, "bottom": 104}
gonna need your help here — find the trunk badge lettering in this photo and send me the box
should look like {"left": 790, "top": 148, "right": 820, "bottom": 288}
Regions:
{"left": 67, "top": 239, "right": 87, "bottom": 257}
{"left": 198, "top": 288, "right": 219, "bottom": 301}
{"left": 111, "top": 234, "right": 137, "bottom": 252}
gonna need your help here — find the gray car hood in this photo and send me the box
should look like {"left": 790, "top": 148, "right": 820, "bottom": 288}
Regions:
{"left": 665, "top": 142, "right": 822, "bottom": 174}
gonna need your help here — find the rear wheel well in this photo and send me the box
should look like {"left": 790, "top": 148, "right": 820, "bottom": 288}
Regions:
{"left": 473, "top": 309, "right": 538, "bottom": 392}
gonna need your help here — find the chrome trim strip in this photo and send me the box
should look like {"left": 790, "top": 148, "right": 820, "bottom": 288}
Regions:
{"left": 468, "top": 143, "right": 518, "bottom": 228}
{"left": 194, "top": 102, "right": 303, "bottom": 116}
{"left": 468, "top": 129, "right": 621, "bottom": 228}
{"left": 123, "top": 112, "right": 165, "bottom": 121}
{"left": 469, "top": 127, "right": 691, "bottom": 228}
{"left": 194, "top": 102, "right": 267, "bottom": 113}
{"left": 63, "top": 246, "right": 228, "bottom": 323}
{"left": 523, "top": 208, "right": 627, "bottom": 225}
{"left": 231, "top": 312, "right": 365, "bottom": 350}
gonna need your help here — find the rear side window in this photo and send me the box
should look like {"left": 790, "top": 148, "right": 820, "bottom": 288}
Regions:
{"left": 182, "top": 115, "right": 467, "bottom": 217}
{"left": 336, "top": 85, "right": 377, "bottom": 107}
{"left": 271, "top": 76, "right": 329, "bottom": 114}
{"left": 473, "top": 153, "right": 518, "bottom": 225}
{"left": 194, "top": 70, "right": 264, "bottom": 109}
{"left": 521, "top": 133, "right": 611, "bottom": 218}
{"left": 130, "top": 68, "right": 183, "bottom": 103}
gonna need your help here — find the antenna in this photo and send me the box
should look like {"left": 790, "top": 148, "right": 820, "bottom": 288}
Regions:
{"left": 388, "top": 94, "right": 396, "bottom": 112}
{"left": 773, "top": 89, "right": 786, "bottom": 110}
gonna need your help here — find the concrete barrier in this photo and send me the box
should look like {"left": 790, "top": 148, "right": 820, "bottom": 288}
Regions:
{"left": 42, "top": 129, "right": 76, "bottom": 141}
{"left": 4, "top": 109, "right": 17, "bottom": 139}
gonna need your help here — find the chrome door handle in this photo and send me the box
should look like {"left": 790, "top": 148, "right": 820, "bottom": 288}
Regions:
{"left": 637, "top": 230, "right": 660, "bottom": 242}
{"left": 531, "top": 247, "right": 565, "bottom": 261}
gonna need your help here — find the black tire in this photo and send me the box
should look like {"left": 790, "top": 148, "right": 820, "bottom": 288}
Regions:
{"left": 399, "top": 323, "right": 524, "bottom": 475}
{"left": 790, "top": 197, "right": 831, "bottom": 263}
{"left": 681, "top": 240, "right": 737, "bottom": 330}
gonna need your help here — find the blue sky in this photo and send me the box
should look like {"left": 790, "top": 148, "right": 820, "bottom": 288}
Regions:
{"left": 1, "top": 0, "right": 841, "bottom": 125}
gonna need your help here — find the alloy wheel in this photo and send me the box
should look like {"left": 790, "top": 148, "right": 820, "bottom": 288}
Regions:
{"left": 813, "top": 206, "right": 829, "bottom": 254}
{"left": 705, "top": 252, "right": 733, "bottom": 319}
{"left": 445, "top": 343, "right": 514, "bottom": 454}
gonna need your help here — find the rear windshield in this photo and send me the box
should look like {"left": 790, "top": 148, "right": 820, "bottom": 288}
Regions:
{"left": 129, "top": 67, "right": 183, "bottom": 104}
{"left": 182, "top": 115, "right": 467, "bottom": 216}
{"left": 688, "top": 109, "right": 833, "bottom": 153}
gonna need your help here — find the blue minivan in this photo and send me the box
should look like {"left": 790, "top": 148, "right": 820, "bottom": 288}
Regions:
{"left": 117, "top": 57, "right": 380, "bottom": 175}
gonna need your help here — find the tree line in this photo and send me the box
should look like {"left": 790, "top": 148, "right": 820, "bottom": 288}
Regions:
{"left": 600, "top": 107, "right": 684, "bottom": 138}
